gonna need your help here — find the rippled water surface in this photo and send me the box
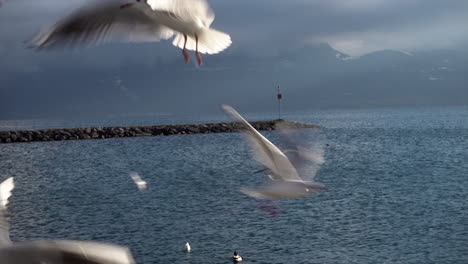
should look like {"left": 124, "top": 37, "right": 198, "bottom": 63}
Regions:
{"left": 1, "top": 106, "right": 467, "bottom": 264}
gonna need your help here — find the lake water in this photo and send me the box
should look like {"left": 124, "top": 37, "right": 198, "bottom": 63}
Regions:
{"left": 0, "top": 106, "right": 467, "bottom": 264}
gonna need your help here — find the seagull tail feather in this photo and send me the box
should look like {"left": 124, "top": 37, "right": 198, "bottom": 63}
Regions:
{"left": 173, "top": 28, "right": 231, "bottom": 55}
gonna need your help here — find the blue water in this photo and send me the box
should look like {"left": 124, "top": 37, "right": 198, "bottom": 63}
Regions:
{"left": 0, "top": 106, "right": 467, "bottom": 264}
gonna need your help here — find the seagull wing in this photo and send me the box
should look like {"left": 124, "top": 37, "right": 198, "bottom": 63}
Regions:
{"left": 0, "top": 177, "right": 14, "bottom": 210}
{"left": 222, "top": 105, "right": 301, "bottom": 181}
{"left": 54, "top": 240, "right": 136, "bottom": 264}
{"left": 130, "top": 172, "right": 147, "bottom": 191}
{"left": 0, "top": 177, "right": 14, "bottom": 246}
{"left": 130, "top": 172, "right": 142, "bottom": 183}
{"left": 148, "top": 0, "right": 230, "bottom": 55}
{"left": 1, "top": 240, "right": 136, "bottom": 264}
{"left": 148, "top": 0, "right": 214, "bottom": 27}
{"left": 274, "top": 122, "right": 325, "bottom": 181}
{"left": 29, "top": 1, "right": 174, "bottom": 49}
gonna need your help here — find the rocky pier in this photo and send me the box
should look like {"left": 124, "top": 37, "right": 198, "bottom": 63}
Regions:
{"left": 0, "top": 120, "right": 318, "bottom": 144}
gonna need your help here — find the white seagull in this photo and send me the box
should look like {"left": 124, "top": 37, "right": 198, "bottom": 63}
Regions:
{"left": 0, "top": 177, "right": 136, "bottom": 264}
{"left": 222, "top": 105, "right": 326, "bottom": 199}
{"left": 130, "top": 172, "right": 147, "bottom": 191}
{"left": 184, "top": 241, "right": 191, "bottom": 253}
{"left": 29, "top": 0, "right": 232, "bottom": 65}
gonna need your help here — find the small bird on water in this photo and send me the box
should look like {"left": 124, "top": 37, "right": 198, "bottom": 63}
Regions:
{"left": 232, "top": 250, "right": 242, "bottom": 262}
{"left": 184, "top": 241, "right": 191, "bottom": 253}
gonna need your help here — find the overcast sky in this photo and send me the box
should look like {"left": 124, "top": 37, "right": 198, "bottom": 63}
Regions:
{"left": 0, "top": 0, "right": 467, "bottom": 119}
{"left": 0, "top": 0, "right": 466, "bottom": 72}
{"left": 1, "top": 0, "right": 467, "bottom": 57}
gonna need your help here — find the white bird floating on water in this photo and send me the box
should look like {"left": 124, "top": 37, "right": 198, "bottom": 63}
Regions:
{"left": 0, "top": 177, "right": 136, "bottom": 264}
{"left": 222, "top": 105, "right": 327, "bottom": 199}
{"left": 29, "top": 0, "right": 232, "bottom": 65}
{"left": 184, "top": 241, "right": 191, "bottom": 252}
{"left": 130, "top": 172, "right": 147, "bottom": 191}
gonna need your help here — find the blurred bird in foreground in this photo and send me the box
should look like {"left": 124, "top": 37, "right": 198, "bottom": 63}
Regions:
{"left": 29, "top": 0, "right": 231, "bottom": 65}
{"left": 0, "top": 177, "right": 136, "bottom": 264}
{"left": 130, "top": 171, "right": 147, "bottom": 191}
{"left": 222, "top": 105, "right": 326, "bottom": 199}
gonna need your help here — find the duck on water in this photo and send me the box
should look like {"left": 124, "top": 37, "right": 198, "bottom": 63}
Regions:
{"left": 232, "top": 250, "right": 242, "bottom": 262}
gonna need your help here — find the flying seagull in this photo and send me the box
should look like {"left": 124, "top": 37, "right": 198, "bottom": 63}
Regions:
{"left": 222, "top": 105, "right": 326, "bottom": 199}
{"left": 130, "top": 172, "right": 147, "bottom": 191}
{"left": 0, "top": 177, "right": 136, "bottom": 264}
{"left": 29, "top": 0, "right": 231, "bottom": 65}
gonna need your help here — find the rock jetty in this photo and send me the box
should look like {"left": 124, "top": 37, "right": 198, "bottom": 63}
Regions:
{"left": 0, "top": 120, "right": 318, "bottom": 144}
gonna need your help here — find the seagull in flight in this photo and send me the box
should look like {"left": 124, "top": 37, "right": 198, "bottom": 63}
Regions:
{"left": 130, "top": 172, "right": 147, "bottom": 191}
{"left": 222, "top": 105, "right": 326, "bottom": 199}
{"left": 0, "top": 177, "right": 136, "bottom": 264}
{"left": 29, "top": 0, "right": 231, "bottom": 65}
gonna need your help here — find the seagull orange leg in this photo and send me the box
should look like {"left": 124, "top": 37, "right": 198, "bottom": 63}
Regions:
{"left": 182, "top": 34, "right": 190, "bottom": 63}
{"left": 195, "top": 34, "right": 203, "bottom": 65}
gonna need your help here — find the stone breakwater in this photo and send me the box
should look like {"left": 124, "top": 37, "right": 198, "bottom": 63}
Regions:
{"left": 0, "top": 120, "right": 318, "bottom": 144}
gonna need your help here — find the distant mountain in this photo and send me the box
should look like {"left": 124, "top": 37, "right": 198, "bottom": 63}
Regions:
{"left": 0, "top": 43, "right": 467, "bottom": 119}
{"left": 166, "top": 43, "right": 468, "bottom": 110}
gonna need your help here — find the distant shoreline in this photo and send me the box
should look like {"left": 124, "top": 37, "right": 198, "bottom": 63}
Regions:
{"left": 0, "top": 120, "right": 318, "bottom": 144}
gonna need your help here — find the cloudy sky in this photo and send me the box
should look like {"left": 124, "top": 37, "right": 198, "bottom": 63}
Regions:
{"left": 1, "top": 0, "right": 467, "bottom": 59}
{"left": 0, "top": 0, "right": 467, "bottom": 118}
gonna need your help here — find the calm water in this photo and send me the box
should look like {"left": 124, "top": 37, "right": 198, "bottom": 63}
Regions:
{"left": 0, "top": 106, "right": 467, "bottom": 264}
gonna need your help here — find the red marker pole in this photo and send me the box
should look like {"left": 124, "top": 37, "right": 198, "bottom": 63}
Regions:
{"left": 277, "top": 85, "right": 282, "bottom": 120}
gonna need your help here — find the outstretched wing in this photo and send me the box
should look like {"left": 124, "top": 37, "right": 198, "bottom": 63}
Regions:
{"left": 149, "top": 0, "right": 230, "bottom": 54}
{"left": 0, "top": 177, "right": 14, "bottom": 246}
{"left": 55, "top": 240, "right": 136, "bottom": 264}
{"left": 222, "top": 105, "right": 301, "bottom": 181}
{"left": 29, "top": 1, "right": 174, "bottom": 49}
{"left": 275, "top": 122, "right": 325, "bottom": 181}
{"left": 1, "top": 240, "right": 136, "bottom": 264}
{"left": 0, "top": 177, "right": 14, "bottom": 209}
{"left": 130, "top": 172, "right": 147, "bottom": 191}
{"left": 148, "top": 0, "right": 215, "bottom": 27}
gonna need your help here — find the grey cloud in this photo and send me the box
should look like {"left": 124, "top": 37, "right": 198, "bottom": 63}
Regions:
{"left": 1, "top": 0, "right": 467, "bottom": 63}
{"left": 212, "top": 0, "right": 468, "bottom": 55}
{"left": 0, "top": 0, "right": 467, "bottom": 119}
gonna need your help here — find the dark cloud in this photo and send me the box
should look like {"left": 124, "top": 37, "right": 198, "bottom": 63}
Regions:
{"left": 2, "top": 0, "right": 467, "bottom": 56}
{"left": 211, "top": 0, "right": 468, "bottom": 55}
{"left": 0, "top": 0, "right": 467, "bottom": 119}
